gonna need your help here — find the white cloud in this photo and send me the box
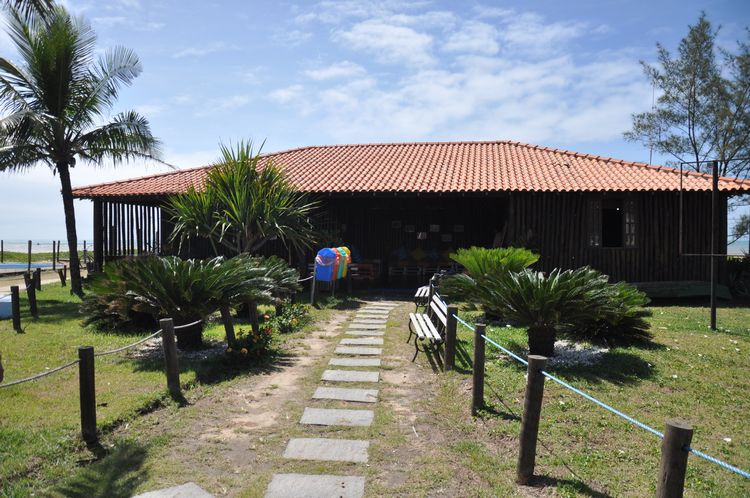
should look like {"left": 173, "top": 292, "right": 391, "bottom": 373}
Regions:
{"left": 274, "top": 29, "right": 313, "bottom": 46}
{"left": 443, "top": 21, "right": 499, "bottom": 55}
{"left": 173, "top": 42, "right": 236, "bottom": 58}
{"left": 305, "top": 61, "right": 366, "bottom": 80}
{"left": 498, "top": 12, "right": 587, "bottom": 55}
{"left": 135, "top": 104, "right": 165, "bottom": 116}
{"left": 269, "top": 85, "right": 304, "bottom": 104}
{"left": 335, "top": 19, "right": 434, "bottom": 66}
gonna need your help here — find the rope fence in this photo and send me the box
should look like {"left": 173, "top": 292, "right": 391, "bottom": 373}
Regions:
{"left": 94, "top": 329, "right": 163, "bottom": 357}
{"left": 0, "top": 359, "right": 79, "bottom": 389}
{"left": 451, "top": 313, "right": 750, "bottom": 485}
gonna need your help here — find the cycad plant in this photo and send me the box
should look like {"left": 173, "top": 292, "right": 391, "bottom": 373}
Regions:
{"left": 442, "top": 246, "right": 539, "bottom": 312}
{"left": 0, "top": 5, "right": 161, "bottom": 296}
{"left": 168, "top": 141, "right": 319, "bottom": 256}
{"left": 485, "top": 267, "right": 651, "bottom": 356}
{"left": 81, "top": 255, "right": 300, "bottom": 349}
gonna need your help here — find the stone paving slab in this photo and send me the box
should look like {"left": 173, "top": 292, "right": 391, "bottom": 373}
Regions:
{"left": 329, "top": 357, "right": 381, "bottom": 367}
{"left": 346, "top": 329, "right": 384, "bottom": 336}
{"left": 322, "top": 369, "right": 379, "bottom": 383}
{"left": 349, "top": 323, "right": 386, "bottom": 330}
{"left": 313, "top": 386, "right": 378, "bottom": 403}
{"left": 300, "top": 407, "right": 374, "bottom": 426}
{"left": 283, "top": 438, "right": 369, "bottom": 463}
{"left": 340, "top": 337, "right": 384, "bottom": 346}
{"left": 357, "top": 309, "right": 390, "bottom": 314}
{"left": 265, "top": 474, "right": 365, "bottom": 498}
{"left": 134, "top": 483, "right": 214, "bottom": 498}
{"left": 351, "top": 319, "right": 387, "bottom": 325}
{"left": 335, "top": 346, "right": 382, "bottom": 355}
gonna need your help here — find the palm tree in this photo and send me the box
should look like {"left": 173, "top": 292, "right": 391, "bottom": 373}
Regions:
{"left": 0, "top": 5, "right": 161, "bottom": 296}
{"left": 4, "top": 0, "right": 53, "bottom": 20}
{"left": 168, "top": 141, "right": 318, "bottom": 256}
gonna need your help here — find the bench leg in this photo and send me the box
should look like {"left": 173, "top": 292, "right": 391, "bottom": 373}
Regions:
{"left": 407, "top": 321, "right": 416, "bottom": 344}
{"left": 412, "top": 339, "right": 422, "bottom": 362}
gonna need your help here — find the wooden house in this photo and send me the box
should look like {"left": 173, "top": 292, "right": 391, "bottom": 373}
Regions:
{"left": 72, "top": 141, "right": 750, "bottom": 287}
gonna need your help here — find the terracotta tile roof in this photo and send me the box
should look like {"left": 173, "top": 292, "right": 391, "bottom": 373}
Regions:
{"left": 72, "top": 140, "right": 750, "bottom": 198}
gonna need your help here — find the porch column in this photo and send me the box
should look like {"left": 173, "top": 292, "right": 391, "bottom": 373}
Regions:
{"left": 93, "top": 198, "right": 104, "bottom": 272}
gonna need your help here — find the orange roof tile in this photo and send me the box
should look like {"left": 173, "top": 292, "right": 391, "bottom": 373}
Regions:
{"left": 71, "top": 140, "right": 750, "bottom": 198}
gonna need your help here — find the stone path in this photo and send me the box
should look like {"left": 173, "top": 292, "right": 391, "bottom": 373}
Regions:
{"left": 265, "top": 301, "right": 399, "bottom": 498}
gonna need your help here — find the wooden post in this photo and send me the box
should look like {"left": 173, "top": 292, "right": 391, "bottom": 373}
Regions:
{"left": 10, "top": 285, "right": 21, "bottom": 332}
{"left": 83, "top": 240, "right": 88, "bottom": 268}
{"left": 93, "top": 199, "right": 103, "bottom": 271}
{"left": 657, "top": 420, "right": 694, "bottom": 498}
{"left": 444, "top": 305, "right": 458, "bottom": 371}
{"left": 220, "top": 306, "right": 236, "bottom": 346}
{"left": 710, "top": 160, "right": 718, "bottom": 331}
{"left": 471, "top": 323, "right": 486, "bottom": 415}
{"left": 310, "top": 277, "right": 317, "bottom": 305}
{"left": 34, "top": 267, "right": 41, "bottom": 291}
{"left": 516, "top": 355, "right": 548, "bottom": 485}
{"left": 58, "top": 266, "right": 67, "bottom": 286}
{"left": 52, "top": 240, "right": 56, "bottom": 271}
{"left": 1, "top": 239, "right": 3, "bottom": 263}
{"left": 77, "top": 346, "right": 97, "bottom": 444}
{"left": 160, "top": 318, "right": 182, "bottom": 400}
{"left": 26, "top": 276, "right": 38, "bottom": 318}
{"left": 27, "top": 240, "right": 31, "bottom": 272}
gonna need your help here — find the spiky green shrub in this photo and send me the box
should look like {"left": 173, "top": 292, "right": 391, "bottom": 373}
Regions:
{"left": 482, "top": 267, "right": 651, "bottom": 355}
{"left": 442, "top": 246, "right": 539, "bottom": 311}
{"left": 80, "top": 255, "right": 300, "bottom": 349}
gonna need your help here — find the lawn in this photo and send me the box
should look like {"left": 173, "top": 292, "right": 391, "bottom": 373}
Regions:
{"left": 435, "top": 304, "right": 750, "bottom": 497}
{"left": 0, "top": 283, "right": 322, "bottom": 497}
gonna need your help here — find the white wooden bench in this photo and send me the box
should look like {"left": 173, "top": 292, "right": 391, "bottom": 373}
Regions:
{"left": 413, "top": 285, "right": 429, "bottom": 310}
{"left": 407, "top": 293, "right": 448, "bottom": 361}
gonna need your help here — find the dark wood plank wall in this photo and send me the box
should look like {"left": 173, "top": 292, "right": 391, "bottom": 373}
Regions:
{"left": 90, "top": 190, "right": 728, "bottom": 283}
{"left": 505, "top": 191, "right": 727, "bottom": 282}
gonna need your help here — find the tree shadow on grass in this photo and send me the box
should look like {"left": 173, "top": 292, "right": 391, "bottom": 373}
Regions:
{"left": 526, "top": 475, "right": 613, "bottom": 498}
{"left": 49, "top": 441, "right": 147, "bottom": 498}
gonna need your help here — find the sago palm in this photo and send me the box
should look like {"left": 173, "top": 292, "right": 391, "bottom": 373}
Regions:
{"left": 0, "top": 6, "right": 161, "bottom": 296}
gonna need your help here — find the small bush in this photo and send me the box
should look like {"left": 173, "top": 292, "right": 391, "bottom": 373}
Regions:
{"left": 271, "top": 303, "right": 312, "bottom": 334}
{"left": 224, "top": 325, "right": 274, "bottom": 360}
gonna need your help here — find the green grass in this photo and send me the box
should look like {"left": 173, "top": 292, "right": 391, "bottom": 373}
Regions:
{"left": 0, "top": 250, "right": 71, "bottom": 263}
{"left": 435, "top": 304, "right": 750, "bottom": 496}
{"left": 0, "top": 283, "right": 315, "bottom": 497}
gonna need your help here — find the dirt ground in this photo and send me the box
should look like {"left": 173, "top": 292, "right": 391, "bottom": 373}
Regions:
{"left": 107, "top": 299, "right": 536, "bottom": 497}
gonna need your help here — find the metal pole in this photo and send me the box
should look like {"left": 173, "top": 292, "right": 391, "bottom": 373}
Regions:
{"left": 710, "top": 160, "right": 718, "bottom": 331}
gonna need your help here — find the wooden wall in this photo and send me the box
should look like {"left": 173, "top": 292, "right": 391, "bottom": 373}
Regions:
{"left": 90, "top": 190, "right": 727, "bottom": 284}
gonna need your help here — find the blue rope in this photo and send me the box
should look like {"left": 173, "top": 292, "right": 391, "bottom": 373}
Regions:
{"left": 450, "top": 312, "right": 750, "bottom": 480}
{"left": 687, "top": 448, "right": 750, "bottom": 479}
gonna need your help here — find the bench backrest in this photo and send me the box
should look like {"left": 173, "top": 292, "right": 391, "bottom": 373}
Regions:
{"left": 429, "top": 293, "right": 448, "bottom": 328}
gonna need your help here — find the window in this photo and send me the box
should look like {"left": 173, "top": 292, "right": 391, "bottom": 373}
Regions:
{"left": 588, "top": 197, "right": 636, "bottom": 248}
{"left": 602, "top": 199, "right": 623, "bottom": 247}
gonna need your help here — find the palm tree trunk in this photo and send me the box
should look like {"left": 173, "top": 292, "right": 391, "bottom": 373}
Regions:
{"left": 57, "top": 162, "right": 84, "bottom": 297}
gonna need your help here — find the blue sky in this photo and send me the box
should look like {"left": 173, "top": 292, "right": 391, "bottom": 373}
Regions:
{"left": 0, "top": 0, "right": 748, "bottom": 241}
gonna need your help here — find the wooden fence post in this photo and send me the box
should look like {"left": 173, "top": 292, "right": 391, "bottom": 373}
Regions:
{"left": 159, "top": 318, "right": 182, "bottom": 400}
{"left": 444, "top": 305, "right": 458, "bottom": 371}
{"left": 10, "top": 285, "right": 21, "bottom": 332}
{"left": 34, "top": 267, "right": 42, "bottom": 291}
{"left": 27, "top": 240, "right": 32, "bottom": 272}
{"left": 77, "top": 346, "right": 97, "bottom": 444}
{"left": 471, "top": 323, "right": 486, "bottom": 415}
{"left": 52, "top": 240, "right": 56, "bottom": 271}
{"left": 1, "top": 239, "right": 4, "bottom": 262}
{"left": 25, "top": 276, "right": 38, "bottom": 318}
{"left": 657, "top": 420, "right": 694, "bottom": 498}
{"left": 310, "top": 277, "right": 317, "bottom": 305}
{"left": 516, "top": 355, "right": 548, "bottom": 484}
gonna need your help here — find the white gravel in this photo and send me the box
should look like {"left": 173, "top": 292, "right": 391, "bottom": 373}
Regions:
{"left": 547, "top": 340, "right": 609, "bottom": 368}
